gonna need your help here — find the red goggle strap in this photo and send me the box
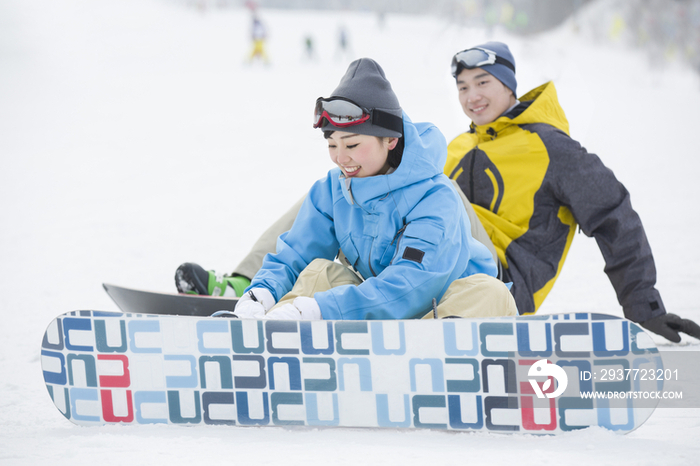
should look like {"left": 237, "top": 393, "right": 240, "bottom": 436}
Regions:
{"left": 315, "top": 108, "right": 403, "bottom": 134}
{"left": 314, "top": 109, "right": 370, "bottom": 128}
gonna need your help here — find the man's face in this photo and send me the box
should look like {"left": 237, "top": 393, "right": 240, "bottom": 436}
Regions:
{"left": 456, "top": 67, "right": 516, "bottom": 126}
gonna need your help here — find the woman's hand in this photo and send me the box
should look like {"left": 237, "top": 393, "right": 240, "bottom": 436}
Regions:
{"left": 264, "top": 297, "right": 322, "bottom": 321}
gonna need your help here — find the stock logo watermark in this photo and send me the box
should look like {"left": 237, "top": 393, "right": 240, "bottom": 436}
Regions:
{"left": 526, "top": 357, "right": 690, "bottom": 405}
{"left": 528, "top": 359, "right": 568, "bottom": 399}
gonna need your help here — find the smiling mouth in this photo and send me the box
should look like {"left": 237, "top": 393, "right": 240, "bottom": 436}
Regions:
{"left": 343, "top": 166, "right": 360, "bottom": 176}
{"left": 471, "top": 104, "right": 487, "bottom": 113}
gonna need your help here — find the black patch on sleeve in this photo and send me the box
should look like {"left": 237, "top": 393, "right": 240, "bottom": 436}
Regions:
{"left": 402, "top": 247, "right": 425, "bottom": 264}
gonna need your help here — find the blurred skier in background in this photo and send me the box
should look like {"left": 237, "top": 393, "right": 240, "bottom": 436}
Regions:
{"left": 247, "top": 13, "right": 269, "bottom": 64}
{"left": 176, "top": 42, "right": 700, "bottom": 342}
{"left": 334, "top": 24, "right": 353, "bottom": 62}
{"left": 303, "top": 35, "right": 316, "bottom": 61}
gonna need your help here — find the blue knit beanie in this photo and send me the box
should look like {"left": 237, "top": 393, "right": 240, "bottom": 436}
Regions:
{"left": 456, "top": 41, "right": 517, "bottom": 97}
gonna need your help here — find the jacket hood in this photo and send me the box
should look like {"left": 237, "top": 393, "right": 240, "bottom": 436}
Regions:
{"left": 471, "top": 81, "right": 570, "bottom": 139}
{"left": 338, "top": 112, "right": 447, "bottom": 207}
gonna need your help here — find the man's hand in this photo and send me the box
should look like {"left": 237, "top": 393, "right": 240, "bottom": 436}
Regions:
{"left": 640, "top": 313, "right": 700, "bottom": 343}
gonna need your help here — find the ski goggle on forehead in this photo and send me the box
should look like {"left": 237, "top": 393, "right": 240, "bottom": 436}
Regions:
{"left": 313, "top": 97, "right": 371, "bottom": 128}
{"left": 450, "top": 47, "right": 515, "bottom": 77}
{"left": 313, "top": 96, "right": 403, "bottom": 134}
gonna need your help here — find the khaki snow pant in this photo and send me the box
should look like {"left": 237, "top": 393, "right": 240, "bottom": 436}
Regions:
{"left": 233, "top": 180, "right": 499, "bottom": 279}
{"left": 270, "top": 258, "right": 517, "bottom": 318}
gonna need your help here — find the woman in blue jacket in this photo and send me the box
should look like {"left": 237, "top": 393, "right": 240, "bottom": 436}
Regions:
{"left": 233, "top": 58, "right": 516, "bottom": 321}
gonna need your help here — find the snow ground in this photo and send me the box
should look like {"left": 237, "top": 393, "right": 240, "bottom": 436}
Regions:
{"left": 1, "top": 0, "right": 699, "bottom": 464}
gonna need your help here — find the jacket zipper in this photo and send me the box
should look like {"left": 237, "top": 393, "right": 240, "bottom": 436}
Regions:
{"left": 389, "top": 221, "right": 409, "bottom": 266}
{"left": 469, "top": 152, "right": 476, "bottom": 201}
{"left": 469, "top": 128, "right": 496, "bottom": 201}
{"left": 368, "top": 246, "right": 376, "bottom": 277}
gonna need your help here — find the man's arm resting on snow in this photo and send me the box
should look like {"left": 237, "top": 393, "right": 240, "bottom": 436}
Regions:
{"left": 548, "top": 131, "right": 665, "bottom": 323}
{"left": 547, "top": 132, "right": 700, "bottom": 341}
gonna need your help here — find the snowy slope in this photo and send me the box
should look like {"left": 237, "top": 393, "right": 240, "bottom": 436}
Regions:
{"left": 1, "top": 0, "right": 699, "bottom": 464}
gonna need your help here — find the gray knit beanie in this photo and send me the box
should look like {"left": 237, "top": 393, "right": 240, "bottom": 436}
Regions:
{"left": 319, "top": 58, "right": 403, "bottom": 138}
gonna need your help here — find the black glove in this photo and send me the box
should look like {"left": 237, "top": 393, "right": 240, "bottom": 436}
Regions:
{"left": 640, "top": 313, "right": 700, "bottom": 343}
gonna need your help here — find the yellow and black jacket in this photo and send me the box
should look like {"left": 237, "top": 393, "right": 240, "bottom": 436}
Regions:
{"left": 445, "top": 82, "right": 665, "bottom": 323}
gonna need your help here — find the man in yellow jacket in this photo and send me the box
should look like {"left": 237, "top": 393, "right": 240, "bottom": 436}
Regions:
{"left": 176, "top": 42, "right": 700, "bottom": 344}
{"left": 446, "top": 41, "right": 698, "bottom": 342}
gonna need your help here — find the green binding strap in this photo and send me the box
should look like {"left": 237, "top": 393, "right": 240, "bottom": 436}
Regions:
{"left": 207, "top": 271, "right": 251, "bottom": 297}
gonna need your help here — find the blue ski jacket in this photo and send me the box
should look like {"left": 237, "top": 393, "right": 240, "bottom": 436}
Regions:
{"left": 249, "top": 113, "right": 497, "bottom": 320}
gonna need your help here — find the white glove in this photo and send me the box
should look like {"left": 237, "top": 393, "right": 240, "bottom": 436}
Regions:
{"left": 264, "top": 297, "right": 323, "bottom": 321}
{"left": 233, "top": 288, "right": 276, "bottom": 319}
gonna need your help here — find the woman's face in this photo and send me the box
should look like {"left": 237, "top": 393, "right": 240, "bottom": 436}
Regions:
{"left": 327, "top": 131, "right": 398, "bottom": 178}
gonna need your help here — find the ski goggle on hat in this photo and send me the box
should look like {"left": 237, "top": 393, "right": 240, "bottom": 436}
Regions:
{"left": 450, "top": 47, "right": 516, "bottom": 77}
{"left": 313, "top": 96, "right": 403, "bottom": 133}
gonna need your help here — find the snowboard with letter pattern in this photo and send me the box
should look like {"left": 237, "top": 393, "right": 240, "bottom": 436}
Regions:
{"left": 41, "top": 310, "right": 663, "bottom": 434}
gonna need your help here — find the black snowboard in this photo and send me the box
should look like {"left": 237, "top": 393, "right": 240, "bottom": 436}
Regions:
{"left": 103, "top": 283, "right": 239, "bottom": 316}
